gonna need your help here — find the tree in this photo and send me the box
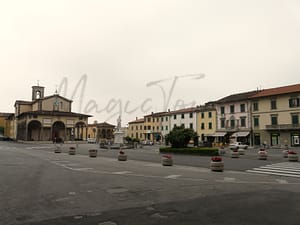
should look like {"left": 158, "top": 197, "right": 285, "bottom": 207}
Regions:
{"left": 165, "top": 126, "right": 197, "bottom": 148}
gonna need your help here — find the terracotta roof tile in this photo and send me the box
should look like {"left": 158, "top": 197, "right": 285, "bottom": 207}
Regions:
{"left": 250, "top": 83, "right": 300, "bottom": 98}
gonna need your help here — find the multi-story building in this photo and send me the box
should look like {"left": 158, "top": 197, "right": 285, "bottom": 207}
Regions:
{"left": 214, "top": 91, "right": 257, "bottom": 145}
{"left": 127, "top": 117, "right": 145, "bottom": 140}
{"left": 250, "top": 84, "right": 300, "bottom": 147}
{"left": 196, "top": 104, "right": 217, "bottom": 144}
{"left": 169, "top": 107, "right": 197, "bottom": 131}
{"left": 143, "top": 112, "right": 166, "bottom": 142}
{"left": 161, "top": 111, "right": 171, "bottom": 141}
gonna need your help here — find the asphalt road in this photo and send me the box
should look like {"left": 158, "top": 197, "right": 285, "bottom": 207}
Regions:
{"left": 1, "top": 141, "right": 300, "bottom": 225}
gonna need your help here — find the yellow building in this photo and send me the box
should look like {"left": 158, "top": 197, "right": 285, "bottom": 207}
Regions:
{"left": 196, "top": 105, "right": 217, "bottom": 144}
{"left": 127, "top": 117, "right": 145, "bottom": 140}
{"left": 12, "top": 85, "right": 91, "bottom": 142}
{"left": 143, "top": 112, "right": 165, "bottom": 142}
{"left": 0, "top": 113, "right": 14, "bottom": 137}
{"left": 250, "top": 84, "right": 300, "bottom": 147}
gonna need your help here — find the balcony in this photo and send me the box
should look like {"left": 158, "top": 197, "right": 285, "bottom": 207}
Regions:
{"left": 265, "top": 124, "right": 300, "bottom": 130}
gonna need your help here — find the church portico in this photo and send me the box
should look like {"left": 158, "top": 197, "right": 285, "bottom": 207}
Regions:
{"left": 13, "top": 85, "right": 91, "bottom": 142}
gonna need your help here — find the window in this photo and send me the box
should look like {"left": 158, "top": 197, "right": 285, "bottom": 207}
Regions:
{"left": 208, "top": 122, "right": 212, "bottom": 129}
{"left": 190, "top": 123, "right": 193, "bottom": 129}
{"left": 153, "top": 118, "right": 155, "bottom": 122}
{"left": 292, "top": 114, "right": 299, "bottom": 125}
{"left": 220, "top": 106, "right": 225, "bottom": 114}
{"left": 201, "top": 123, "right": 205, "bottom": 130}
{"left": 189, "top": 113, "right": 193, "bottom": 118}
{"left": 230, "top": 105, "right": 235, "bottom": 113}
{"left": 208, "top": 112, "right": 212, "bottom": 118}
{"left": 271, "top": 133, "right": 280, "bottom": 146}
{"left": 166, "top": 117, "right": 168, "bottom": 121}
{"left": 161, "top": 126, "right": 164, "bottom": 131}
{"left": 147, "top": 118, "right": 151, "bottom": 122}
{"left": 253, "top": 102, "right": 259, "bottom": 111}
{"left": 140, "top": 125, "right": 143, "bottom": 130}
{"left": 181, "top": 124, "right": 185, "bottom": 128}
{"left": 221, "top": 119, "right": 225, "bottom": 128}
{"left": 181, "top": 114, "right": 185, "bottom": 119}
{"left": 174, "top": 115, "right": 177, "bottom": 120}
{"left": 157, "top": 126, "right": 159, "bottom": 131}
{"left": 271, "top": 115, "right": 278, "bottom": 125}
{"left": 157, "top": 118, "right": 159, "bottom": 122}
{"left": 136, "top": 126, "right": 138, "bottom": 130}
{"left": 201, "top": 112, "right": 204, "bottom": 118}
{"left": 271, "top": 99, "right": 277, "bottom": 110}
{"left": 147, "top": 126, "right": 151, "bottom": 130}
{"left": 240, "top": 117, "right": 246, "bottom": 127}
{"left": 230, "top": 119, "right": 235, "bottom": 128}
{"left": 166, "top": 126, "right": 168, "bottom": 131}
{"left": 161, "top": 117, "right": 164, "bottom": 122}
{"left": 144, "top": 126, "right": 147, "bottom": 130}
{"left": 240, "top": 104, "right": 245, "bottom": 112}
{"left": 254, "top": 117, "right": 259, "bottom": 127}
{"left": 289, "top": 97, "right": 300, "bottom": 108}
{"left": 131, "top": 126, "right": 133, "bottom": 130}
{"left": 153, "top": 126, "right": 155, "bottom": 131}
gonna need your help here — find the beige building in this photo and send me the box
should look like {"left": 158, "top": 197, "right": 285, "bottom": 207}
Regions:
{"left": 87, "top": 122, "right": 115, "bottom": 143}
{"left": 127, "top": 117, "right": 145, "bottom": 140}
{"left": 12, "top": 85, "right": 91, "bottom": 142}
{"left": 250, "top": 84, "right": 300, "bottom": 147}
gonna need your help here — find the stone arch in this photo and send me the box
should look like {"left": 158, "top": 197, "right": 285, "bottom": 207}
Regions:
{"left": 52, "top": 121, "right": 66, "bottom": 142}
{"left": 75, "top": 121, "right": 87, "bottom": 140}
{"left": 28, "top": 120, "right": 42, "bottom": 141}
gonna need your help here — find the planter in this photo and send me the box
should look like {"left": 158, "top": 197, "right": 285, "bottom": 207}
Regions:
{"left": 210, "top": 157, "right": 224, "bottom": 172}
{"left": 288, "top": 153, "right": 298, "bottom": 162}
{"left": 258, "top": 149, "right": 267, "bottom": 160}
{"left": 230, "top": 150, "right": 240, "bottom": 158}
{"left": 161, "top": 155, "right": 173, "bottom": 166}
{"left": 118, "top": 154, "right": 127, "bottom": 161}
{"left": 89, "top": 149, "right": 98, "bottom": 158}
{"left": 238, "top": 149, "right": 245, "bottom": 155}
{"left": 54, "top": 145, "right": 62, "bottom": 153}
{"left": 69, "top": 147, "right": 76, "bottom": 155}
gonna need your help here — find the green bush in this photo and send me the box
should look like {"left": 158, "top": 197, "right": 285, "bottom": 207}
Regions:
{"left": 165, "top": 126, "right": 197, "bottom": 148}
{"left": 159, "top": 147, "right": 219, "bottom": 156}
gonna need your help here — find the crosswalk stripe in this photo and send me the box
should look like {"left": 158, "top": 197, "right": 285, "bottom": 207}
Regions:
{"left": 247, "top": 162, "right": 300, "bottom": 178}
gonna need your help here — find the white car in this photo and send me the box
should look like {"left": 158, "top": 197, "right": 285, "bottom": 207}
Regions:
{"left": 87, "top": 138, "right": 96, "bottom": 143}
{"left": 229, "top": 142, "right": 248, "bottom": 150}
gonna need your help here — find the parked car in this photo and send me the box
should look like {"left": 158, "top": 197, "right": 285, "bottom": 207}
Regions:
{"left": 229, "top": 142, "right": 248, "bottom": 150}
{"left": 87, "top": 138, "right": 96, "bottom": 143}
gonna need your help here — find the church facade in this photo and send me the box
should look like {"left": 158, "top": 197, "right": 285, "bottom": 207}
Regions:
{"left": 13, "top": 86, "right": 91, "bottom": 142}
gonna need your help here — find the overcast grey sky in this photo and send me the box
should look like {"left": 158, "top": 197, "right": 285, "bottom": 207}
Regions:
{"left": 1, "top": 0, "right": 300, "bottom": 124}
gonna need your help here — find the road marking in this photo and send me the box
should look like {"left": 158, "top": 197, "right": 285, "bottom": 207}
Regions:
{"left": 165, "top": 175, "right": 182, "bottom": 179}
{"left": 247, "top": 162, "right": 300, "bottom": 178}
{"left": 276, "top": 179, "right": 288, "bottom": 184}
{"left": 112, "top": 171, "right": 132, "bottom": 175}
{"left": 71, "top": 168, "right": 93, "bottom": 171}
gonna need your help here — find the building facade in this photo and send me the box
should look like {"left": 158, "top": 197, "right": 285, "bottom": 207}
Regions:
{"left": 196, "top": 104, "right": 217, "bottom": 144}
{"left": 127, "top": 117, "right": 145, "bottom": 140}
{"left": 12, "top": 86, "right": 91, "bottom": 142}
{"left": 214, "top": 91, "right": 256, "bottom": 145}
{"left": 250, "top": 84, "right": 300, "bottom": 147}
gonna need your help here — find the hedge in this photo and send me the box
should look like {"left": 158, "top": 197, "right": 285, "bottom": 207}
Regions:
{"left": 159, "top": 147, "right": 219, "bottom": 156}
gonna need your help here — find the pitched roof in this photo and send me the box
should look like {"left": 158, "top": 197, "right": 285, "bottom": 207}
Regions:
{"left": 128, "top": 118, "right": 145, "bottom": 124}
{"left": 17, "top": 110, "right": 92, "bottom": 118}
{"left": 250, "top": 83, "right": 300, "bottom": 98}
{"left": 168, "top": 107, "right": 197, "bottom": 115}
{"left": 144, "top": 111, "right": 168, "bottom": 117}
{"left": 215, "top": 91, "right": 257, "bottom": 104}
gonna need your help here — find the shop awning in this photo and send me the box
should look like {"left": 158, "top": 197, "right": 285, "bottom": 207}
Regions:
{"left": 211, "top": 132, "right": 227, "bottom": 137}
{"left": 231, "top": 131, "right": 250, "bottom": 137}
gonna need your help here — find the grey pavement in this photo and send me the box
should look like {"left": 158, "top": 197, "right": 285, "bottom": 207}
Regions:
{"left": 1, "top": 141, "right": 300, "bottom": 225}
